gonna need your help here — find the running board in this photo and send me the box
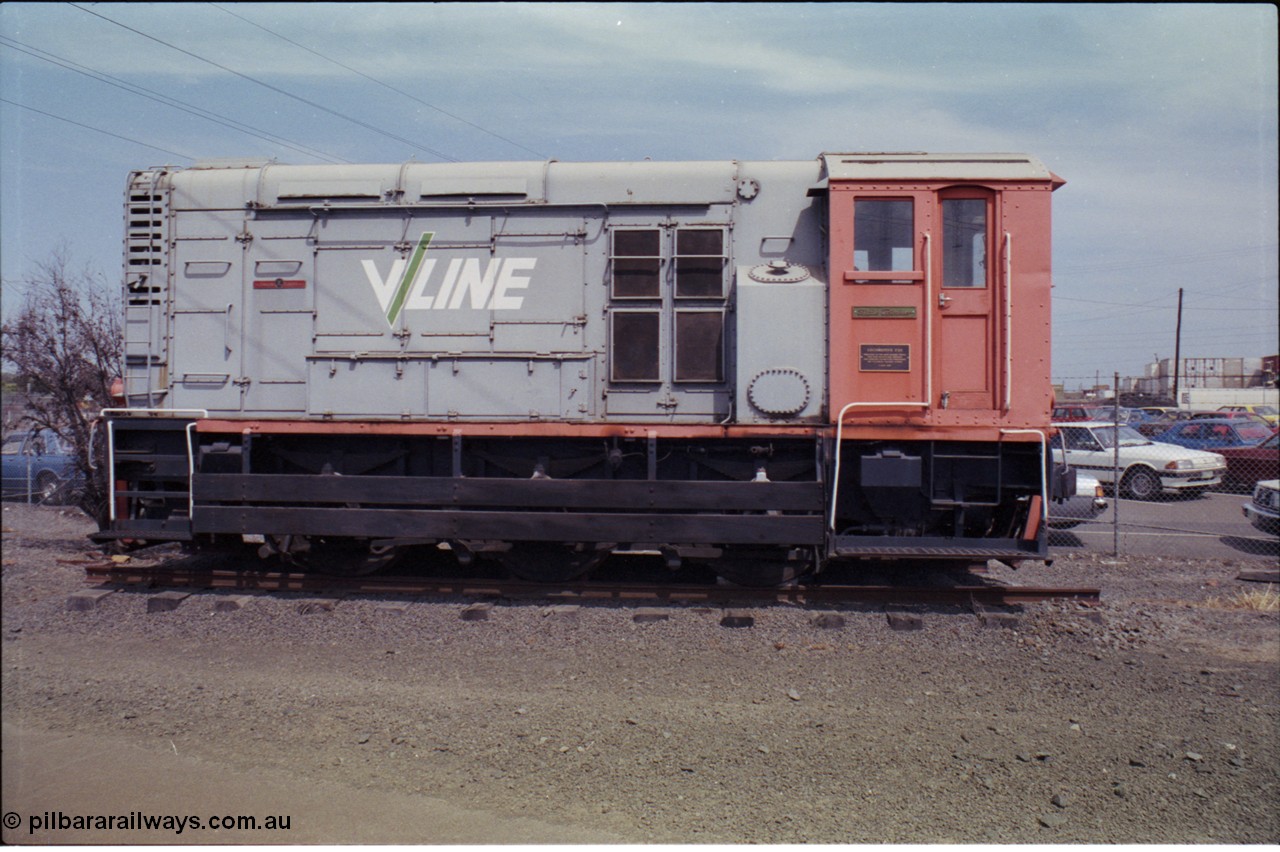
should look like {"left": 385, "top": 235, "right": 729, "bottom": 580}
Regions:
{"left": 832, "top": 536, "right": 1044, "bottom": 560}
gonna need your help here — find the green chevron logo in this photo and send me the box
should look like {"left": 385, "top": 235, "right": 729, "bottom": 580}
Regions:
{"left": 384, "top": 232, "right": 433, "bottom": 325}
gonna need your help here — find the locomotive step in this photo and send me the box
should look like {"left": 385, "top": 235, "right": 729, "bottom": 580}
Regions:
{"left": 832, "top": 537, "right": 1040, "bottom": 559}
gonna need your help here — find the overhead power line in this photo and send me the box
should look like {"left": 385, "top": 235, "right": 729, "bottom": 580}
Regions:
{"left": 209, "top": 3, "right": 546, "bottom": 160}
{"left": 0, "top": 97, "right": 196, "bottom": 160}
{"left": 0, "top": 37, "right": 348, "bottom": 165}
{"left": 69, "top": 3, "right": 459, "bottom": 163}
{"left": 1056, "top": 243, "right": 1279, "bottom": 275}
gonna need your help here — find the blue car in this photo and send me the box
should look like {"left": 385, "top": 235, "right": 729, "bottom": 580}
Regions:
{"left": 1, "top": 429, "right": 83, "bottom": 504}
{"left": 1152, "top": 418, "right": 1275, "bottom": 452}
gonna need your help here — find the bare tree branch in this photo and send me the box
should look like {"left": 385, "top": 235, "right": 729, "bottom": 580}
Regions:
{"left": 1, "top": 248, "right": 123, "bottom": 523}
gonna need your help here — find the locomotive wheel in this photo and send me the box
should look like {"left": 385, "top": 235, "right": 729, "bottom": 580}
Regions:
{"left": 291, "top": 540, "right": 403, "bottom": 577}
{"left": 715, "top": 546, "right": 811, "bottom": 588}
{"left": 497, "top": 542, "right": 609, "bottom": 583}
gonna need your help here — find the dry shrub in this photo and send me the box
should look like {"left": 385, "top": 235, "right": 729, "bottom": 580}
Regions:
{"left": 1205, "top": 586, "right": 1280, "bottom": 612}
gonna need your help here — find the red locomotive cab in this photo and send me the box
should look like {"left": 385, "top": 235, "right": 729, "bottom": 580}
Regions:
{"left": 822, "top": 154, "right": 1066, "bottom": 562}
{"left": 824, "top": 154, "right": 1064, "bottom": 429}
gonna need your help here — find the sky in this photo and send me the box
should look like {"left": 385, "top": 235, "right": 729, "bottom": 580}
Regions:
{"left": 1, "top": 2, "right": 1276, "bottom": 389}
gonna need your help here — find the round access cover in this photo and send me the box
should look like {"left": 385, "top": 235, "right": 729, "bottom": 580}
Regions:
{"left": 748, "top": 369, "right": 811, "bottom": 417}
{"left": 748, "top": 262, "right": 810, "bottom": 283}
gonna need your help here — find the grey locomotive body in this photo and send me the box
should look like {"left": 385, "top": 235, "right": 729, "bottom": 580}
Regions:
{"left": 125, "top": 159, "right": 827, "bottom": 425}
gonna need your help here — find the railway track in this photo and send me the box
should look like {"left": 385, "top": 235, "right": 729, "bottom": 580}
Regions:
{"left": 82, "top": 562, "right": 1100, "bottom": 609}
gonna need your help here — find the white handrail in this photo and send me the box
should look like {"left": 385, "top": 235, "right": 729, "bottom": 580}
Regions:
{"left": 828, "top": 403, "right": 931, "bottom": 532}
{"left": 999, "top": 428, "right": 1048, "bottom": 529}
{"left": 829, "top": 233, "right": 936, "bottom": 532}
{"left": 106, "top": 419, "right": 116, "bottom": 522}
{"left": 186, "top": 422, "right": 199, "bottom": 522}
{"left": 1003, "top": 232, "right": 1013, "bottom": 413}
{"left": 102, "top": 409, "right": 208, "bottom": 524}
{"left": 99, "top": 408, "right": 210, "bottom": 418}
{"left": 924, "top": 231, "right": 933, "bottom": 409}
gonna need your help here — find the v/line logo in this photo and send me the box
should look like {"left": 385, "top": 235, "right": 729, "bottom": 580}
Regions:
{"left": 362, "top": 232, "right": 537, "bottom": 326}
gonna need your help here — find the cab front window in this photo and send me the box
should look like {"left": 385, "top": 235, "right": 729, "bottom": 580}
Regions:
{"left": 853, "top": 199, "right": 913, "bottom": 277}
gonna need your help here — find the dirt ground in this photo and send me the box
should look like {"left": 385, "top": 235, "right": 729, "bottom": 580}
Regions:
{"left": 2, "top": 502, "right": 1277, "bottom": 844}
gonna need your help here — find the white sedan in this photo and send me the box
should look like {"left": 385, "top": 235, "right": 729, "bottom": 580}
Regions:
{"left": 1051, "top": 422, "right": 1227, "bottom": 500}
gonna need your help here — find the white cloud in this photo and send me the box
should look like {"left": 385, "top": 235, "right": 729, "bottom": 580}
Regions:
{"left": 2, "top": 2, "right": 1274, "bottom": 380}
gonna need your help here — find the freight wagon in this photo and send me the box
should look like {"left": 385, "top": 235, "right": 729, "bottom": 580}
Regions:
{"left": 96, "top": 152, "right": 1067, "bottom": 584}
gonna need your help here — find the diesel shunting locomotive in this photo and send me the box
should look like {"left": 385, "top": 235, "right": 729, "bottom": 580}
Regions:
{"left": 96, "top": 152, "right": 1066, "bottom": 584}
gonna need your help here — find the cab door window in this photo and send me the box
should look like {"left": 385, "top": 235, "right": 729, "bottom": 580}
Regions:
{"left": 941, "top": 198, "right": 988, "bottom": 287}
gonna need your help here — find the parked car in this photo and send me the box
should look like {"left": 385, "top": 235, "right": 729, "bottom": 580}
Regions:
{"left": 1134, "top": 409, "right": 1201, "bottom": 438}
{"left": 1242, "top": 479, "right": 1280, "bottom": 535}
{"left": 1152, "top": 418, "right": 1275, "bottom": 452}
{"left": 1052, "top": 404, "right": 1110, "bottom": 422}
{"left": 1116, "top": 407, "right": 1154, "bottom": 426}
{"left": 1051, "top": 421, "right": 1227, "bottom": 500}
{"left": 1217, "top": 432, "right": 1280, "bottom": 490}
{"left": 1, "top": 429, "right": 82, "bottom": 504}
{"left": 1048, "top": 473, "right": 1109, "bottom": 529}
{"left": 1190, "top": 410, "right": 1272, "bottom": 428}
{"left": 1216, "top": 404, "right": 1279, "bottom": 427}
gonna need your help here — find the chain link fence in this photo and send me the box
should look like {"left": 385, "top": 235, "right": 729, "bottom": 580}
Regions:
{"left": 1, "top": 429, "right": 82, "bottom": 507}
{"left": 1049, "top": 389, "right": 1279, "bottom": 562}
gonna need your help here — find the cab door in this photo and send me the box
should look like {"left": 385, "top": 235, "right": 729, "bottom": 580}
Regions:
{"left": 934, "top": 191, "right": 998, "bottom": 410}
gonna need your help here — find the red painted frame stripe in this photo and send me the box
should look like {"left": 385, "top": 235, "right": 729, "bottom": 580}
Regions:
{"left": 193, "top": 419, "right": 1044, "bottom": 443}
{"left": 252, "top": 279, "right": 307, "bottom": 290}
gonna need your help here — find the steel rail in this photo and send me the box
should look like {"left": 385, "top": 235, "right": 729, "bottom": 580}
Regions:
{"left": 83, "top": 565, "right": 1100, "bottom": 607}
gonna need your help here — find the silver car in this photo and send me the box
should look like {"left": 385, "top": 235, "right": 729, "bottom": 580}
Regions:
{"left": 1243, "top": 479, "right": 1280, "bottom": 535}
{"left": 1049, "top": 473, "right": 1109, "bottom": 529}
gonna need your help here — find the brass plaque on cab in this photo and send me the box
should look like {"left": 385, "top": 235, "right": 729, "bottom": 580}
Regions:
{"left": 859, "top": 344, "right": 911, "bottom": 372}
{"left": 853, "top": 306, "right": 916, "bottom": 319}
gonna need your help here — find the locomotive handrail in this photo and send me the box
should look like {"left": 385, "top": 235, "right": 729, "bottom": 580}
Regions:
{"left": 185, "top": 421, "right": 199, "bottom": 523}
{"left": 99, "top": 409, "right": 210, "bottom": 418}
{"left": 102, "top": 408, "right": 208, "bottom": 523}
{"left": 223, "top": 304, "right": 234, "bottom": 356}
{"left": 924, "top": 231, "right": 933, "bottom": 408}
{"left": 827, "top": 232, "right": 936, "bottom": 532}
{"left": 828, "top": 400, "right": 930, "bottom": 532}
{"left": 290, "top": 199, "right": 714, "bottom": 213}
{"left": 999, "top": 428, "right": 1049, "bottom": 529}
{"left": 1003, "top": 232, "right": 1013, "bottom": 412}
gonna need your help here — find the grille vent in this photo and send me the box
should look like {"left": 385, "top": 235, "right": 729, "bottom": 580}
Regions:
{"left": 125, "top": 176, "right": 165, "bottom": 306}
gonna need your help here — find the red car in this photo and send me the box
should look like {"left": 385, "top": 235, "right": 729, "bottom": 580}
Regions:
{"left": 1052, "top": 404, "right": 1109, "bottom": 422}
{"left": 1216, "top": 432, "right": 1280, "bottom": 490}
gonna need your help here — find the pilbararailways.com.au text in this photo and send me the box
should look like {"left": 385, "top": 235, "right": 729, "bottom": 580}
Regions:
{"left": 5, "top": 810, "right": 291, "bottom": 836}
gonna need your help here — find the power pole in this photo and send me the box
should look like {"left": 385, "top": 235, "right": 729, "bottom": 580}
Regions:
{"left": 1172, "top": 288, "right": 1183, "bottom": 405}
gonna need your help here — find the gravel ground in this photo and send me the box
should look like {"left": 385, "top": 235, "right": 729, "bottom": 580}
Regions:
{"left": 2, "top": 502, "right": 1277, "bottom": 844}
